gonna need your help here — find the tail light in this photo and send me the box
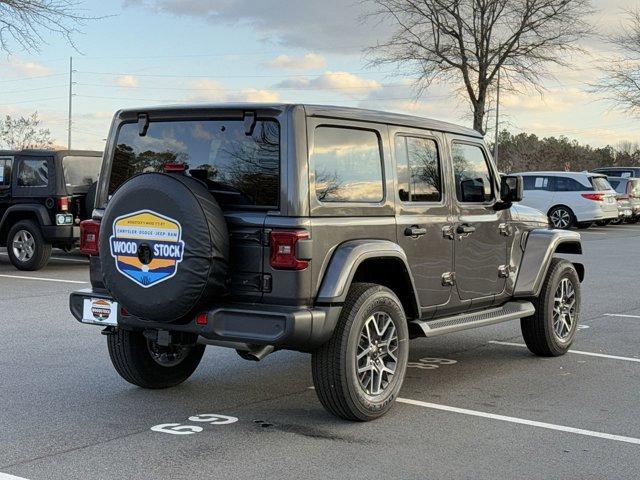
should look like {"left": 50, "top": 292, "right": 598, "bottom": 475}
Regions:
{"left": 581, "top": 193, "right": 605, "bottom": 201}
{"left": 80, "top": 219, "right": 101, "bottom": 256}
{"left": 269, "top": 230, "right": 309, "bottom": 270}
{"left": 58, "top": 196, "right": 69, "bottom": 212}
{"left": 164, "top": 163, "right": 187, "bottom": 173}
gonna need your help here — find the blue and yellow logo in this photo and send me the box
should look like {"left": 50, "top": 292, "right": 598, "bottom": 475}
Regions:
{"left": 109, "top": 210, "right": 185, "bottom": 288}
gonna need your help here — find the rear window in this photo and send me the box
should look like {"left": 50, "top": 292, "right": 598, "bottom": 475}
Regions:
{"left": 109, "top": 119, "right": 280, "bottom": 209}
{"left": 63, "top": 155, "right": 102, "bottom": 192}
{"left": 590, "top": 176, "right": 612, "bottom": 191}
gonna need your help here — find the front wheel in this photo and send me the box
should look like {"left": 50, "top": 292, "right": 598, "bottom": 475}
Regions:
{"left": 521, "top": 258, "right": 581, "bottom": 356}
{"left": 107, "top": 329, "right": 205, "bottom": 389}
{"left": 312, "top": 283, "right": 409, "bottom": 421}
{"left": 6, "top": 220, "right": 52, "bottom": 271}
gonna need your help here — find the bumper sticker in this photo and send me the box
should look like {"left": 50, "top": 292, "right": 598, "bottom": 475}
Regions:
{"left": 109, "top": 209, "right": 185, "bottom": 288}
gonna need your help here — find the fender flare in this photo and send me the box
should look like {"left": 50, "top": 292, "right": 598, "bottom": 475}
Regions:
{"left": 316, "top": 239, "right": 420, "bottom": 312}
{"left": 0, "top": 204, "right": 51, "bottom": 232}
{"left": 514, "top": 229, "right": 584, "bottom": 298}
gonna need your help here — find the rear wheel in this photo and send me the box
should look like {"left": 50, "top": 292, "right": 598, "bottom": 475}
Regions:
{"left": 521, "top": 258, "right": 580, "bottom": 357}
{"left": 107, "top": 329, "right": 205, "bottom": 389}
{"left": 610, "top": 217, "right": 623, "bottom": 225}
{"left": 312, "top": 283, "right": 409, "bottom": 421}
{"left": 6, "top": 220, "right": 52, "bottom": 271}
{"left": 627, "top": 217, "right": 639, "bottom": 224}
{"left": 548, "top": 206, "right": 574, "bottom": 229}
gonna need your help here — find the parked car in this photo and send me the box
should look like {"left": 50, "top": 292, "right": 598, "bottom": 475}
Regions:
{"left": 0, "top": 149, "right": 103, "bottom": 270}
{"left": 607, "top": 176, "right": 640, "bottom": 224}
{"left": 512, "top": 171, "right": 618, "bottom": 229}
{"left": 592, "top": 166, "right": 640, "bottom": 178}
{"left": 69, "top": 104, "right": 584, "bottom": 421}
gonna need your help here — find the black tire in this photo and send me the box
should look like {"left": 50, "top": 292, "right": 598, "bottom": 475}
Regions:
{"left": 610, "top": 217, "right": 623, "bottom": 225}
{"left": 6, "top": 220, "right": 52, "bottom": 271}
{"left": 107, "top": 329, "right": 205, "bottom": 389}
{"left": 576, "top": 221, "right": 593, "bottom": 229}
{"left": 311, "top": 283, "right": 409, "bottom": 421}
{"left": 627, "top": 217, "right": 639, "bottom": 224}
{"left": 548, "top": 206, "right": 575, "bottom": 230}
{"left": 596, "top": 220, "right": 611, "bottom": 226}
{"left": 521, "top": 258, "right": 581, "bottom": 357}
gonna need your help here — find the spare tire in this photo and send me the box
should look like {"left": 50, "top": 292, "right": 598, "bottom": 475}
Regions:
{"left": 99, "top": 173, "right": 229, "bottom": 323}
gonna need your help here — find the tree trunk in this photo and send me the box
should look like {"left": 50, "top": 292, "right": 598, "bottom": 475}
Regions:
{"left": 472, "top": 101, "right": 486, "bottom": 135}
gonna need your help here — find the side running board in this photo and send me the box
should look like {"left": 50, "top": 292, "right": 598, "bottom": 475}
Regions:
{"left": 411, "top": 301, "right": 535, "bottom": 338}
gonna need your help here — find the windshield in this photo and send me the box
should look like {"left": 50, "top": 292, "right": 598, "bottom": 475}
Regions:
{"left": 63, "top": 156, "right": 102, "bottom": 192}
{"left": 109, "top": 119, "right": 280, "bottom": 209}
{"left": 590, "top": 176, "right": 613, "bottom": 191}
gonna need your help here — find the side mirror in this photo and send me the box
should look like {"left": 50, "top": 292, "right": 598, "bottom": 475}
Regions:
{"left": 500, "top": 175, "right": 523, "bottom": 204}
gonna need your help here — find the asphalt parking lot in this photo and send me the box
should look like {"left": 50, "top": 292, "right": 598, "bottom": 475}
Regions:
{"left": 1, "top": 224, "right": 640, "bottom": 480}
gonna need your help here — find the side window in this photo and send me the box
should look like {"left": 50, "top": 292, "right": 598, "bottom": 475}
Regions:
{"left": 313, "top": 126, "right": 383, "bottom": 203}
{"left": 0, "top": 158, "right": 11, "bottom": 187}
{"left": 533, "top": 176, "right": 549, "bottom": 190}
{"left": 553, "top": 177, "right": 586, "bottom": 192}
{"left": 17, "top": 159, "right": 49, "bottom": 188}
{"left": 395, "top": 135, "right": 441, "bottom": 202}
{"left": 452, "top": 143, "right": 494, "bottom": 203}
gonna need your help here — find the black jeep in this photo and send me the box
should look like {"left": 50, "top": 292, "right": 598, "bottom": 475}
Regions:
{"left": 69, "top": 104, "right": 584, "bottom": 421}
{"left": 0, "top": 149, "right": 103, "bottom": 270}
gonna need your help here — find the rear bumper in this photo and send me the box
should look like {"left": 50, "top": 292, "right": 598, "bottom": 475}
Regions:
{"left": 42, "top": 225, "right": 80, "bottom": 242}
{"left": 574, "top": 203, "right": 618, "bottom": 222}
{"left": 69, "top": 289, "right": 341, "bottom": 351}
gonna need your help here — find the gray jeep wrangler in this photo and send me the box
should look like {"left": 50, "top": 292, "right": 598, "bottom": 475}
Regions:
{"left": 69, "top": 104, "right": 584, "bottom": 421}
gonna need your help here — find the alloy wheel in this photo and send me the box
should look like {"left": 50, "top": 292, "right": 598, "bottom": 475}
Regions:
{"left": 12, "top": 230, "right": 35, "bottom": 262}
{"left": 552, "top": 277, "right": 576, "bottom": 341}
{"left": 356, "top": 311, "right": 399, "bottom": 396}
{"left": 550, "top": 209, "right": 571, "bottom": 229}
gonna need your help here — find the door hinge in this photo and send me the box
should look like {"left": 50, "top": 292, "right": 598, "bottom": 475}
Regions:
{"left": 498, "top": 265, "right": 510, "bottom": 278}
{"left": 441, "top": 272, "right": 456, "bottom": 286}
{"left": 499, "top": 223, "right": 511, "bottom": 237}
{"left": 442, "top": 225, "right": 455, "bottom": 240}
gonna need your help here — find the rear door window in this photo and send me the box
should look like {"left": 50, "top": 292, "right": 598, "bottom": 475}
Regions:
{"left": 553, "top": 177, "right": 589, "bottom": 192}
{"left": 395, "top": 135, "right": 441, "bottom": 202}
{"left": 17, "top": 159, "right": 48, "bottom": 187}
{"left": 313, "top": 126, "right": 383, "bottom": 203}
{"left": 110, "top": 119, "right": 280, "bottom": 209}
{"left": 452, "top": 143, "right": 494, "bottom": 203}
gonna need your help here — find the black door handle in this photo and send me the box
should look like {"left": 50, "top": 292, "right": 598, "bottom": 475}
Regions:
{"left": 405, "top": 226, "right": 427, "bottom": 237}
{"left": 456, "top": 224, "right": 476, "bottom": 235}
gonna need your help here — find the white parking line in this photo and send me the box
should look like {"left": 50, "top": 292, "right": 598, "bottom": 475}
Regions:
{"left": 489, "top": 340, "right": 640, "bottom": 363}
{"left": 397, "top": 397, "right": 640, "bottom": 445}
{"left": 0, "top": 252, "right": 88, "bottom": 263}
{"left": 604, "top": 313, "right": 640, "bottom": 319}
{"left": 0, "top": 473, "right": 30, "bottom": 480}
{"left": 0, "top": 274, "right": 88, "bottom": 285}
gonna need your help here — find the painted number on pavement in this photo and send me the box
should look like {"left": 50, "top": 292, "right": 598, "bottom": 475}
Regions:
{"left": 151, "top": 414, "right": 238, "bottom": 435}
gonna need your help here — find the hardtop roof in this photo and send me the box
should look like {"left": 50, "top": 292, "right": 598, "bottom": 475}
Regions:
{"left": 114, "top": 103, "right": 483, "bottom": 139}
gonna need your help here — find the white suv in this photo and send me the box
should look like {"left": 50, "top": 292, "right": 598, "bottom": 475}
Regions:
{"left": 513, "top": 171, "right": 618, "bottom": 229}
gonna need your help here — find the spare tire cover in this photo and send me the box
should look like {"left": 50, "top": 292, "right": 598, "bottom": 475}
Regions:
{"left": 99, "top": 173, "right": 229, "bottom": 323}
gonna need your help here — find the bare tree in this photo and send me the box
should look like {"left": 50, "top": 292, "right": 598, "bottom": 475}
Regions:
{"left": 0, "top": 112, "right": 52, "bottom": 149}
{"left": 595, "top": 10, "right": 640, "bottom": 117}
{"left": 0, "top": 0, "right": 92, "bottom": 52}
{"left": 366, "top": 0, "right": 593, "bottom": 134}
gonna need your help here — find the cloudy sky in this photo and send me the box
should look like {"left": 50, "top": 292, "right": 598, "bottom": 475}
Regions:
{"left": 0, "top": 0, "right": 638, "bottom": 150}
